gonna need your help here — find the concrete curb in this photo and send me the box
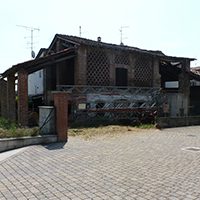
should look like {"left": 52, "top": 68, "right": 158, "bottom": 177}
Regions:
{"left": 0, "top": 135, "right": 57, "bottom": 152}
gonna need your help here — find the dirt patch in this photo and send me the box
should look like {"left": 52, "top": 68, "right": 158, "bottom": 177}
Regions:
{"left": 68, "top": 125, "right": 157, "bottom": 139}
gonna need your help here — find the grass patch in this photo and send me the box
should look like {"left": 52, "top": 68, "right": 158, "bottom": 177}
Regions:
{"left": 136, "top": 123, "right": 155, "bottom": 129}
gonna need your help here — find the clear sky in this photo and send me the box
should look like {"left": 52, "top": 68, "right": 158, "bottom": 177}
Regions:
{"left": 0, "top": 0, "right": 200, "bottom": 73}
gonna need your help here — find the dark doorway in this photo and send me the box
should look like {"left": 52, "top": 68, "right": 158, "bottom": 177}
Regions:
{"left": 59, "top": 59, "right": 74, "bottom": 85}
{"left": 116, "top": 68, "right": 128, "bottom": 86}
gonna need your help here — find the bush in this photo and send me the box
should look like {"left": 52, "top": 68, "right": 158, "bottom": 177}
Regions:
{"left": 0, "top": 118, "right": 40, "bottom": 138}
{"left": 0, "top": 118, "right": 16, "bottom": 130}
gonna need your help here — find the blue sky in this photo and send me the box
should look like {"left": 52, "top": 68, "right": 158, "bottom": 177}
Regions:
{"left": 0, "top": 0, "right": 200, "bottom": 73}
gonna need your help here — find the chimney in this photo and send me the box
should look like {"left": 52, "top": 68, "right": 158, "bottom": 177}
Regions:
{"left": 97, "top": 37, "right": 101, "bottom": 42}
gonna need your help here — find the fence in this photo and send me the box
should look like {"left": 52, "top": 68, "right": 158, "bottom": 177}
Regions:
{"left": 57, "top": 85, "right": 166, "bottom": 123}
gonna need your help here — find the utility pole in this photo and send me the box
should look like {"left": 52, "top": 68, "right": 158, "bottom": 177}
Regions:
{"left": 17, "top": 25, "right": 40, "bottom": 59}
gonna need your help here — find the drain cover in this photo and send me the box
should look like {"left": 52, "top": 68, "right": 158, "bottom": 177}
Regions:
{"left": 187, "top": 135, "right": 197, "bottom": 137}
{"left": 182, "top": 147, "right": 200, "bottom": 152}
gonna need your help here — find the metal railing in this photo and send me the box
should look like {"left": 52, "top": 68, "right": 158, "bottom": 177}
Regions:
{"left": 56, "top": 85, "right": 166, "bottom": 121}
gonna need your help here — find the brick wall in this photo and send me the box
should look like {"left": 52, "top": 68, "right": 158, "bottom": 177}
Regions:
{"left": 74, "top": 47, "right": 87, "bottom": 85}
{"left": 18, "top": 70, "right": 28, "bottom": 126}
{"left": 0, "top": 79, "right": 7, "bottom": 118}
{"left": 53, "top": 92, "right": 69, "bottom": 142}
{"left": 77, "top": 46, "right": 158, "bottom": 87}
{"left": 7, "top": 75, "right": 16, "bottom": 121}
{"left": 45, "top": 45, "right": 162, "bottom": 102}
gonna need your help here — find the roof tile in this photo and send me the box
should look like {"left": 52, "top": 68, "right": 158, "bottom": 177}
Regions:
{"left": 57, "top": 34, "right": 165, "bottom": 56}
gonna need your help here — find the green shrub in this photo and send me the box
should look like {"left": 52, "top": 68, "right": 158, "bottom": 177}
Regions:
{"left": 136, "top": 123, "right": 155, "bottom": 129}
{"left": 0, "top": 118, "right": 13, "bottom": 129}
{"left": 0, "top": 118, "right": 40, "bottom": 138}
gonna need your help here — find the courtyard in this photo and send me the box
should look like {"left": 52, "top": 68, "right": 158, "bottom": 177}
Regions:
{"left": 0, "top": 126, "right": 200, "bottom": 199}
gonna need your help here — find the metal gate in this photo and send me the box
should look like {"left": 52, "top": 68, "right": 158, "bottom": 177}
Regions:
{"left": 57, "top": 85, "right": 166, "bottom": 122}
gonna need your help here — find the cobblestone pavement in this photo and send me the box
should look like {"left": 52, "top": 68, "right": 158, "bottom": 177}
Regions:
{"left": 1, "top": 126, "right": 200, "bottom": 199}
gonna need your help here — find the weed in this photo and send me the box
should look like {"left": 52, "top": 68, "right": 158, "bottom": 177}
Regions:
{"left": 136, "top": 123, "right": 155, "bottom": 129}
{"left": 0, "top": 117, "right": 40, "bottom": 138}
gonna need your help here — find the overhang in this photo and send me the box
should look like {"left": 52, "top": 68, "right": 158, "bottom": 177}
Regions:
{"left": 1, "top": 47, "right": 76, "bottom": 78}
{"left": 159, "top": 55, "right": 196, "bottom": 62}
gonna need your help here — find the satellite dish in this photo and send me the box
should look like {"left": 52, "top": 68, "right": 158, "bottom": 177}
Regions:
{"left": 31, "top": 50, "right": 35, "bottom": 58}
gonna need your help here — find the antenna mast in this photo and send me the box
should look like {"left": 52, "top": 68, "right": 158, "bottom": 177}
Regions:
{"left": 17, "top": 25, "right": 40, "bottom": 59}
{"left": 119, "top": 26, "right": 129, "bottom": 45}
{"left": 79, "top": 26, "right": 88, "bottom": 37}
{"left": 79, "top": 26, "right": 81, "bottom": 37}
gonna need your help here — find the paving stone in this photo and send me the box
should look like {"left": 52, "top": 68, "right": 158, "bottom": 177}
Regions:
{"left": 1, "top": 126, "right": 200, "bottom": 199}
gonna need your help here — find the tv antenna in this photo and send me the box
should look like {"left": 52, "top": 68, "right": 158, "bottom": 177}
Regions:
{"left": 119, "top": 26, "right": 129, "bottom": 45}
{"left": 17, "top": 25, "right": 40, "bottom": 59}
{"left": 79, "top": 26, "right": 88, "bottom": 37}
{"left": 195, "top": 56, "right": 197, "bottom": 66}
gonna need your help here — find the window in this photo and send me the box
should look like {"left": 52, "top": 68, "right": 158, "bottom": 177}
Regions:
{"left": 116, "top": 68, "right": 128, "bottom": 86}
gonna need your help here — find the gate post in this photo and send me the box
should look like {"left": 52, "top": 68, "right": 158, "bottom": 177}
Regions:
{"left": 53, "top": 92, "right": 69, "bottom": 142}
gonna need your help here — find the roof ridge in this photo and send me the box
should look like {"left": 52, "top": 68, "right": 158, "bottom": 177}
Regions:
{"left": 56, "top": 34, "right": 165, "bottom": 56}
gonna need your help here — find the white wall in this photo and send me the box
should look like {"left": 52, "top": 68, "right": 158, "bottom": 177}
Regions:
{"left": 28, "top": 69, "right": 44, "bottom": 95}
{"left": 167, "top": 93, "right": 188, "bottom": 117}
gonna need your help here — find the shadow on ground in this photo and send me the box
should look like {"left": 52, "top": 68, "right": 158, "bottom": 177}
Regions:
{"left": 43, "top": 142, "right": 67, "bottom": 150}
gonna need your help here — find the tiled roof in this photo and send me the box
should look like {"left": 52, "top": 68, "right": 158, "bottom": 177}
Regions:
{"left": 57, "top": 34, "right": 165, "bottom": 57}
{"left": 2, "top": 48, "right": 76, "bottom": 77}
{"left": 191, "top": 67, "right": 200, "bottom": 76}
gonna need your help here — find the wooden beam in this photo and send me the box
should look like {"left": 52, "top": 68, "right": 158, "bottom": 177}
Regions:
{"left": 2, "top": 48, "right": 76, "bottom": 77}
{"left": 26, "top": 55, "right": 75, "bottom": 74}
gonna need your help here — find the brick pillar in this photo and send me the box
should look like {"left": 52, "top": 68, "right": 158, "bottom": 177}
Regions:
{"left": 18, "top": 70, "right": 28, "bottom": 126}
{"left": 179, "top": 61, "right": 190, "bottom": 97}
{"left": 74, "top": 47, "right": 87, "bottom": 85}
{"left": 7, "top": 74, "right": 16, "bottom": 121}
{"left": 53, "top": 92, "right": 69, "bottom": 142}
{"left": 152, "top": 57, "right": 161, "bottom": 87}
{"left": 0, "top": 79, "right": 7, "bottom": 118}
{"left": 178, "top": 60, "right": 191, "bottom": 116}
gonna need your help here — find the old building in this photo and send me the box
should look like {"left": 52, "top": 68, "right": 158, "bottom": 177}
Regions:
{"left": 0, "top": 34, "right": 197, "bottom": 126}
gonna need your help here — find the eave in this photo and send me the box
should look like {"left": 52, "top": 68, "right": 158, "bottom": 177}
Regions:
{"left": 2, "top": 47, "right": 76, "bottom": 78}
